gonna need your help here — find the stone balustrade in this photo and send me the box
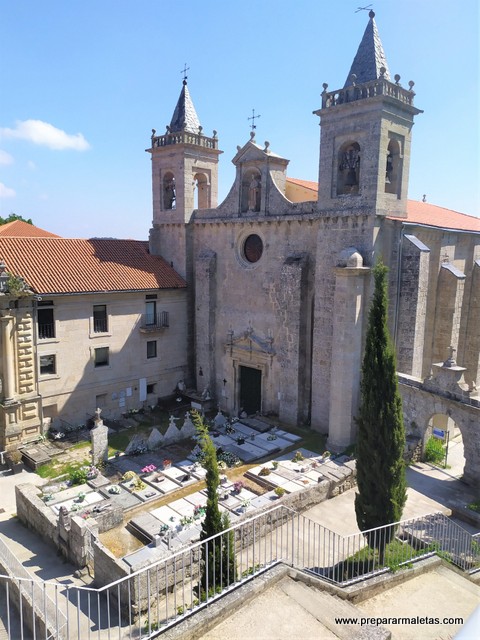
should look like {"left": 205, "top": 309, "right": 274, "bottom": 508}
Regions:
{"left": 321, "top": 77, "right": 416, "bottom": 109}
{"left": 150, "top": 130, "right": 218, "bottom": 150}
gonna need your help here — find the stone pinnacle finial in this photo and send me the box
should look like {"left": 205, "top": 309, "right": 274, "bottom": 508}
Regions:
{"left": 369, "top": 10, "right": 375, "bottom": 18}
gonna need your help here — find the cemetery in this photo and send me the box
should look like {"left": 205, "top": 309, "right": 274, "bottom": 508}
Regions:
{"left": 15, "top": 407, "right": 356, "bottom": 585}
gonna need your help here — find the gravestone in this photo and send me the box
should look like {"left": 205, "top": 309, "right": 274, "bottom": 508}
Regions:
{"left": 91, "top": 408, "right": 109, "bottom": 465}
{"left": 147, "top": 427, "right": 164, "bottom": 450}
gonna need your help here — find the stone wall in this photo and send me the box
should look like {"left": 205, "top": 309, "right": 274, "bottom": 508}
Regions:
{"left": 16, "top": 483, "right": 58, "bottom": 547}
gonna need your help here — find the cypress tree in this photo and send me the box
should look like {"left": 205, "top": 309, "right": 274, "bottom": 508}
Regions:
{"left": 192, "top": 411, "right": 235, "bottom": 592}
{"left": 354, "top": 261, "right": 406, "bottom": 554}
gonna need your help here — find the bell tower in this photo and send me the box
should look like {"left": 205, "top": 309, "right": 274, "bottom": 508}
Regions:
{"left": 314, "top": 11, "right": 422, "bottom": 217}
{"left": 147, "top": 79, "right": 222, "bottom": 278}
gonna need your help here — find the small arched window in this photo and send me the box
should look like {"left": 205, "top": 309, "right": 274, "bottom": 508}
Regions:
{"left": 194, "top": 173, "right": 210, "bottom": 210}
{"left": 241, "top": 170, "right": 261, "bottom": 213}
{"left": 337, "top": 142, "right": 360, "bottom": 196}
{"left": 163, "top": 172, "right": 176, "bottom": 210}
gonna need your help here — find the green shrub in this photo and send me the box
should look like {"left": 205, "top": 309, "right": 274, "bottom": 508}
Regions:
{"left": 424, "top": 436, "right": 445, "bottom": 464}
{"left": 69, "top": 468, "right": 88, "bottom": 485}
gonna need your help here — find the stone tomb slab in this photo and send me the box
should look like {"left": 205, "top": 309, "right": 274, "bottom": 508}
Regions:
{"left": 240, "top": 418, "right": 272, "bottom": 433}
{"left": 150, "top": 505, "right": 182, "bottom": 527}
{"left": 87, "top": 473, "right": 111, "bottom": 489}
{"left": 176, "top": 459, "right": 207, "bottom": 480}
{"left": 129, "top": 512, "right": 165, "bottom": 542}
{"left": 162, "top": 466, "right": 191, "bottom": 484}
{"left": 230, "top": 423, "right": 258, "bottom": 437}
{"left": 46, "top": 483, "right": 93, "bottom": 505}
{"left": 111, "top": 457, "right": 144, "bottom": 475}
{"left": 231, "top": 440, "right": 269, "bottom": 460}
{"left": 51, "top": 491, "right": 104, "bottom": 516}
{"left": 168, "top": 498, "right": 196, "bottom": 517}
{"left": 210, "top": 434, "right": 233, "bottom": 447}
{"left": 99, "top": 485, "right": 142, "bottom": 510}
{"left": 274, "top": 429, "right": 302, "bottom": 443}
{"left": 145, "top": 475, "right": 181, "bottom": 494}
{"left": 222, "top": 443, "right": 258, "bottom": 463}
{"left": 251, "top": 493, "right": 277, "bottom": 509}
{"left": 132, "top": 485, "right": 162, "bottom": 502}
{"left": 277, "top": 480, "right": 305, "bottom": 494}
{"left": 183, "top": 491, "right": 208, "bottom": 508}
{"left": 253, "top": 433, "right": 291, "bottom": 452}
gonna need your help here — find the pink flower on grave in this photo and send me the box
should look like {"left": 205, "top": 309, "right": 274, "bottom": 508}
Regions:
{"left": 141, "top": 464, "right": 157, "bottom": 473}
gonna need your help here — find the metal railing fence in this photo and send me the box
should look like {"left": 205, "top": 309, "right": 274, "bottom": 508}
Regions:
{"left": 0, "top": 507, "right": 478, "bottom": 639}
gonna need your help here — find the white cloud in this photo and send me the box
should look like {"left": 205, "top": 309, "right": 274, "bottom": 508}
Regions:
{"left": 0, "top": 149, "right": 14, "bottom": 165}
{"left": 0, "top": 183, "right": 16, "bottom": 198}
{"left": 0, "top": 119, "right": 90, "bottom": 151}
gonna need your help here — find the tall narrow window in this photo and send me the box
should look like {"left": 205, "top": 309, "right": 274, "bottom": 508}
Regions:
{"left": 37, "top": 301, "right": 55, "bottom": 339}
{"left": 93, "top": 305, "right": 108, "bottom": 333}
{"left": 145, "top": 300, "right": 157, "bottom": 326}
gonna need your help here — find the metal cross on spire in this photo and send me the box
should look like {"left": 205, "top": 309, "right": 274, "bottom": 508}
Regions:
{"left": 180, "top": 63, "right": 190, "bottom": 83}
{"left": 355, "top": 4, "right": 373, "bottom": 12}
{"left": 248, "top": 108, "right": 261, "bottom": 132}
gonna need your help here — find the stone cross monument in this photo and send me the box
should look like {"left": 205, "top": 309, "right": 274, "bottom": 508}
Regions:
{"left": 90, "top": 407, "right": 108, "bottom": 466}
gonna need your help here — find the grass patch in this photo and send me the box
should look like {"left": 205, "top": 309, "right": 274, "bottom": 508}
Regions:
{"left": 334, "top": 538, "right": 435, "bottom": 581}
{"left": 467, "top": 500, "right": 480, "bottom": 513}
{"left": 36, "top": 458, "right": 90, "bottom": 480}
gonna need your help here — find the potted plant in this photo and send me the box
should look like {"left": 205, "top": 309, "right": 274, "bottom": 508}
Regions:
{"left": 274, "top": 486, "right": 286, "bottom": 499}
{"left": 6, "top": 450, "right": 24, "bottom": 474}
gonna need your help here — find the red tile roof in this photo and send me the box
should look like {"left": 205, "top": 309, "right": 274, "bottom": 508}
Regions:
{"left": 0, "top": 237, "right": 186, "bottom": 294}
{"left": 285, "top": 178, "right": 480, "bottom": 232}
{"left": 391, "top": 200, "right": 480, "bottom": 233}
{"left": 0, "top": 220, "right": 61, "bottom": 238}
{"left": 286, "top": 177, "right": 319, "bottom": 192}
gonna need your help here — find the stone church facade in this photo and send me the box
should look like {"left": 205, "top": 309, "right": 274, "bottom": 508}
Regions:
{"left": 147, "top": 12, "right": 480, "bottom": 482}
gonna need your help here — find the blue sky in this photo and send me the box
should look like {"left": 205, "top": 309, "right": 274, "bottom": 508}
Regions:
{"left": 0, "top": 0, "right": 478, "bottom": 239}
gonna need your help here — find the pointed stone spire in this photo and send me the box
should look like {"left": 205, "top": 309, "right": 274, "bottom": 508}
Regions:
{"left": 344, "top": 11, "right": 391, "bottom": 87}
{"left": 169, "top": 80, "right": 201, "bottom": 134}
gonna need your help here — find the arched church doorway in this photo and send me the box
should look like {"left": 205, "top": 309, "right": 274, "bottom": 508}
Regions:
{"left": 239, "top": 366, "right": 262, "bottom": 415}
{"left": 425, "top": 413, "right": 465, "bottom": 477}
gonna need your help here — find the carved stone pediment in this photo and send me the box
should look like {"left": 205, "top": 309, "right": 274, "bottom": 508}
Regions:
{"left": 225, "top": 328, "right": 275, "bottom": 357}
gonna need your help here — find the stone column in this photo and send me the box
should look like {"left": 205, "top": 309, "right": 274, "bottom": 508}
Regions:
{"left": 327, "top": 266, "right": 369, "bottom": 451}
{"left": 432, "top": 263, "right": 465, "bottom": 364}
{"left": 195, "top": 250, "right": 216, "bottom": 395}
{"left": 278, "top": 254, "right": 309, "bottom": 424}
{"left": 396, "top": 235, "right": 430, "bottom": 378}
{"left": 0, "top": 314, "right": 15, "bottom": 401}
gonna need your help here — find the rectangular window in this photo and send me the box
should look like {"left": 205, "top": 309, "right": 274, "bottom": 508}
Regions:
{"left": 94, "top": 347, "right": 109, "bottom": 367}
{"left": 147, "top": 340, "right": 157, "bottom": 359}
{"left": 146, "top": 383, "right": 156, "bottom": 395}
{"left": 40, "top": 354, "right": 56, "bottom": 375}
{"left": 93, "top": 305, "right": 108, "bottom": 333}
{"left": 38, "top": 307, "right": 55, "bottom": 339}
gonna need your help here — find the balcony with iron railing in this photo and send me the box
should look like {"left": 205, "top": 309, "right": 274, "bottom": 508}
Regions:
{"left": 140, "top": 310, "right": 169, "bottom": 332}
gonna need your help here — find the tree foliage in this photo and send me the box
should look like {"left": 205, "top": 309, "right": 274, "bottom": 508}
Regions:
{"left": 191, "top": 410, "right": 236, "bottom": 590}
{"left": 0, "top": 213, "right": 33, "bottom": 226}
{"left": 354, "top": 262, "right": 406, "bottom": 549}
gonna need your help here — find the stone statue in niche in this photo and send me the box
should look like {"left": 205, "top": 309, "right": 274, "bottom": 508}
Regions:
{"left": 248, "top": 174, "right": 260, "bottom": 211}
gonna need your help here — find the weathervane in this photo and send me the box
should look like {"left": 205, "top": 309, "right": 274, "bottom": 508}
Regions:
{"left": 248, "top": 108, "right": 261, "bottom": 132}
{"left": 180, "top": 63, "right": 190, "bottom": 83}
{"left": 355, "top": 4, "right": 373, "bottom": 12}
